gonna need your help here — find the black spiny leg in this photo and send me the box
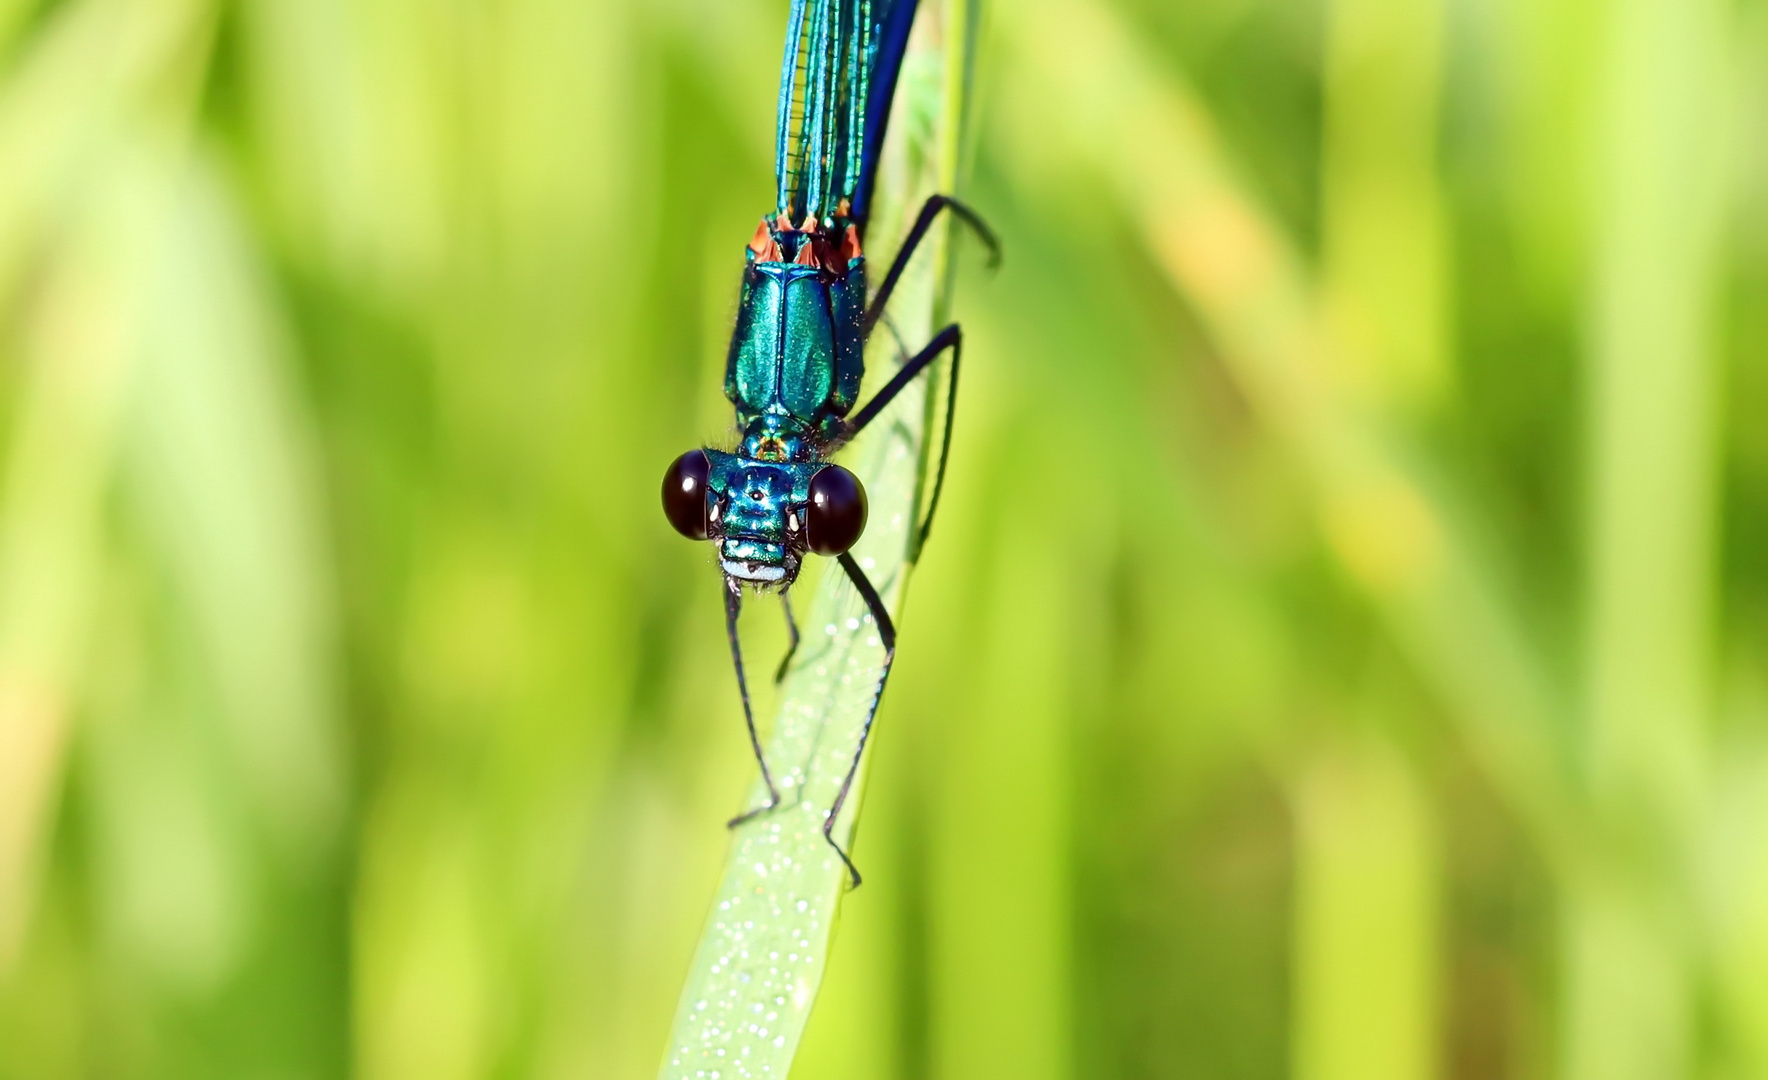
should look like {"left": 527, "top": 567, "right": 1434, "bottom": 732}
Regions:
{"left": 845, "top": 324, "right": 963, "bottom": 556}
{"left": 774, "top": 592, "right": 801, "bottom": 684}
{"left": 823, "top": 552, "right": 899, "bottom": 889}
{"left": 808, "top": 196, "right": 992, "bottom": 880}
{"left": 725, "top": 584, "right": 782, "bottom": 827}
{"left": 864, "top": 195, "right": 1000, "bottom": 338}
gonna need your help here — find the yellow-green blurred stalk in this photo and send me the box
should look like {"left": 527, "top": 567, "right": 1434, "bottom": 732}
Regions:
{"left": 1571, "top": 0, "right": 1728, "bottom": 1077}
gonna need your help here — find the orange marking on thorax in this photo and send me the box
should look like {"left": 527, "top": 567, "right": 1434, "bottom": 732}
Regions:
{"left": 751, "top": 213, "right": 858, "bottom": 273}
{"left": 748, "top": 219, "right": 783, "bottom": 262}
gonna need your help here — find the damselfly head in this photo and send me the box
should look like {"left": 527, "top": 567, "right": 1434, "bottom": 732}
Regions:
{"left": 673, "top": 451, "right": 869, "bottom": 590}
{"left": 710, "top": 459, "right": 803, "bottom": 587}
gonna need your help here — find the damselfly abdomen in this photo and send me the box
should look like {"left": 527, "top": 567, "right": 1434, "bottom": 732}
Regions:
{"left": 660, "top": 0, "right": 995, "bottom": 886}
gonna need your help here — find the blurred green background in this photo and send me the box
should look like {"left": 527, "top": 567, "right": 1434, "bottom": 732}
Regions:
{"left": 0, "top": 0, "right": 1764, "bottom": 1077}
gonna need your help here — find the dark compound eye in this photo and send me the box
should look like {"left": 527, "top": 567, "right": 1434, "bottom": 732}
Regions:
{"left": 806, "top": 465, "right": 867, "bottom": 555}
{"left": 661, "top": 450, "right": 711, "bottom": 540}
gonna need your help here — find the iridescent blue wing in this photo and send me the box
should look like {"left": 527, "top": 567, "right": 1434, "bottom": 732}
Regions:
{"left": 851, "top": 0, "right": 917, "bottom": 223}
{"left": 774, "top": 0, "right": 920, "bottom": 228}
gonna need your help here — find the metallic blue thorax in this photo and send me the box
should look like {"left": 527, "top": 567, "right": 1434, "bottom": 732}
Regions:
{"left": 726, "top": 240, "right": 867, "bottom": 445}
{"left": 707, "top": 227, "right": 869, "bottom": 585}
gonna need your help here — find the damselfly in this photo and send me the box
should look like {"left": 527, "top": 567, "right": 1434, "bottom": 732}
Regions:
{"left": 660, "top": 0, "right": 994, "bottom": 886}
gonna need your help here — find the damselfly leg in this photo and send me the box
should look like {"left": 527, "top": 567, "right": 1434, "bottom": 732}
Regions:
{"left": 774, "top": 593, "right": 801, "bottom": 684}
{"left": 845, "top": 324, "right": 963, "bottom": 556}
{"left": 824, "top": 551, "right": 898, "bottom": 888}
{"left": 725, "top": 585, "right": 783, "bottom": 828}
{"left": 847, "top": 195, "right": 995, "bottom": 557}
{"left": 863, "top": 195, "right": 1000, "bottom": 337}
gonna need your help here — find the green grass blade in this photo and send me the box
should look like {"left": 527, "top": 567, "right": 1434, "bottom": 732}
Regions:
{"left": 657, "top": 4, "right": 977, "bottom": 1077}
{"left": 1292, "top": 735, "right": 1440, "bottom": 1080}
{"left": 1567, "top": 0, "right": 1729, "bottom": 1076}
{"left": 1319, "top": 0, "right": 1450, "bottom": 412}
